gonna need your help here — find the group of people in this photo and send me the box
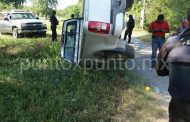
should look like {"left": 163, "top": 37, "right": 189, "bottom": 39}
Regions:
{"left": 149, "top": 10, "right": 190, "bottom": 122}
{"left": 125, "top": 10, "right": 190, "bottom": 122}
{"left": 157, "top": 18, "right": 190, "bottom": 122}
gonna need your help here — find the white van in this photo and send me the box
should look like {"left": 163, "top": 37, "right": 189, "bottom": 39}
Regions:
{"left": 61, "top": 0, "right": 134, "bottom": 63}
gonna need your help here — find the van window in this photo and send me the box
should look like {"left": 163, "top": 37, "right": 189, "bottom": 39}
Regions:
{"left": 64, "top": 21, "right": 77, "bottom": 61}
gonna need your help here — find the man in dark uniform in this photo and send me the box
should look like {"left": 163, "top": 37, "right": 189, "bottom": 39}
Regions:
{"left": 124, "top": 15, "right": 135, "bottom": 44}
{"left": 157, "top": 8, "right": 190, "bottom": 122}
{"left": 50, "top": 10, "right": 59, "bottom": 42}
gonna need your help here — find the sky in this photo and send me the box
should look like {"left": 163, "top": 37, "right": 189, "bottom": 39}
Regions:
{"left": 24, "top": 0, "right": 79, "bottom": 10}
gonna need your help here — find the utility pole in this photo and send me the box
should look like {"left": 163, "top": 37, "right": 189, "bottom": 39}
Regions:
{"left": 46, "top": 0, "right": 48, "bottom": 20}
{"left": 140, "top": 0, "right": 145, "bottom": 29}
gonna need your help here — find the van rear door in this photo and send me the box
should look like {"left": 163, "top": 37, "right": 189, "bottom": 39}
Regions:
{"left": 84, "top": 0, "right": 133, "bottom": 36}
{"left": 61, "top": 19, "right": 83, "bottom": 63}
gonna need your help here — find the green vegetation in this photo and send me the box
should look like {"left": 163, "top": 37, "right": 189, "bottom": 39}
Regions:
{"left": 30, "top": 0, "right": 58, "bottom": 16}
{"left": 57, "top": 4, "right": 81, "bottom": 18}
{"left": 57, "top": 0, "right": 83, "bottom": 18}
{"left": 1, "top": 0, "right": 190, "bottom": 31}
{"left": 130, "top": 0, "right": 190, "bottom": 31}
{"left": 0, "top": 31, "right": 165, "bottom": 121}
{"left": 0, "top": 0, "right": 58, "bottom": 17}
{"left": 0, "top": 0, "right": 25, "bottom": 8}
{"left": 0, "top": 0, "right": 180, "bottom": 121}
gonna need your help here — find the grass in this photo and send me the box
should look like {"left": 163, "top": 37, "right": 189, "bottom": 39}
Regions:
{"left": 0, "top": 29, "right": 166, "bottom": 121}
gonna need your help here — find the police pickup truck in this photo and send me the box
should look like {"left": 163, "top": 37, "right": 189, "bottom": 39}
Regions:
{"left": 0, "top": 10, "right": 47, "bottom": 38}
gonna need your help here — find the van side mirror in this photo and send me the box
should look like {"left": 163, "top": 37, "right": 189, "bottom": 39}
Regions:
{"left": 36, "top": 16, "right": 39, "bottom": 19}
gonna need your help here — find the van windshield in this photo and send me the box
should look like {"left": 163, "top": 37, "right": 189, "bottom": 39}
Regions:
{"left": 11, "top": 13, "right": 35, "bottom": 20}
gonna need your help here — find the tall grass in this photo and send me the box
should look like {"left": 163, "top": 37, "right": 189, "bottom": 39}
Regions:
{"left": 0, "top": 34, "right": 165, "bottom": 121}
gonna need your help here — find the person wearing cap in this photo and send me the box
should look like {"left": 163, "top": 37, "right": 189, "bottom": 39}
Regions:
{"left": 149, "top": 14, "right": 170, "bottom": 68}
{"left": 157, "top": 9, "right": 190, "bottom": 122}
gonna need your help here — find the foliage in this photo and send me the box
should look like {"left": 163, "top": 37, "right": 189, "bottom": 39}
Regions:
{"left": 0, "top": 2, "right": 7, "bottom": 10}
{"left": 0, "top": 0, "right": 25, "bottom": 8}
{"left": 0, "top": 24, "right": 165, "bottom": 121}
{"left": 129, "top": 0, "right": 190, "bottom": 31}
{"left": 30, "top": 0, "right": 58, "bottom": 16}
{"left": 57, "top": 0, "right": 82, "bottom": 18}
{"left": 57, "top": 4, "right": 81, "bottom": 18}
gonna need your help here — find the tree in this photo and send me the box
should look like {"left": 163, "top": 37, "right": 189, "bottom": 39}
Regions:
{"left": 30, "top": 0, "right": 58, "bottom": 17}
{"left": 0, "top": 0, "right": 25, "bottom": 8}
{"left": 57, "top": 4, "right": 80, "bottom": 19}
{"left": 129, "top": 0, "right": 190, "bottom": 31}
{"left": 57, "top": 0, "right": 82, "bottom": 19}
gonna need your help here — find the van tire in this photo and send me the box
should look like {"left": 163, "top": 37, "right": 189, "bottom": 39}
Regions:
{"left": 125, "top": 44, "right": 135, "bottom": 59}
{"left": 13, "top": 28, "right": 20, "bottom": 38}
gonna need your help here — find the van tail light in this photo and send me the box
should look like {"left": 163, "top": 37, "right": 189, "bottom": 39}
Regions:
{"left": 88, "top": 21, "right": 110, "bottom": 34}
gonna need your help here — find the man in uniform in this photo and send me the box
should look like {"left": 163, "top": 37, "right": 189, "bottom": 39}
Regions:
{"left": 50, "top": 10, "right": 59, "bottom": 42}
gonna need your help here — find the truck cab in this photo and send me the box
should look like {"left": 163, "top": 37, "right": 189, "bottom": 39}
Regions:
{"left": 61, "top": 0, "right": 134, "bottom": 64}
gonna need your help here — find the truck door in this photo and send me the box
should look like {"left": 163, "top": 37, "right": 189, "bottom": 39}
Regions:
{"left": 61, "top": 19, "right": 82, "bottom": 63}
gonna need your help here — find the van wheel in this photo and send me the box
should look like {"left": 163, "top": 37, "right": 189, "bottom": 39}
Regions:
{"left": 13, "top": 28, "right": 20, "bottom": 38}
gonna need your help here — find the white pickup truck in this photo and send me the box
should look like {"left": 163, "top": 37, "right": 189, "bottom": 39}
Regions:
{"left": 0, "top": 10, "right": 47, "bottom": 38}
{"left": 61, "top": 0, "right": 134, "bottom": 63}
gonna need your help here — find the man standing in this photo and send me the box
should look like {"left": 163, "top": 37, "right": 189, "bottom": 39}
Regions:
{"left": 50, "top": 10, "right": 59, "bottom": 42}
{"left": 124, "top": 15, "right": 135, "bottom": 44}
{"left": 157, "top": 9, "right": 190, "bottom": 122}
{"left": 149, "top": 14, "right": 170, "bottom": 68}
